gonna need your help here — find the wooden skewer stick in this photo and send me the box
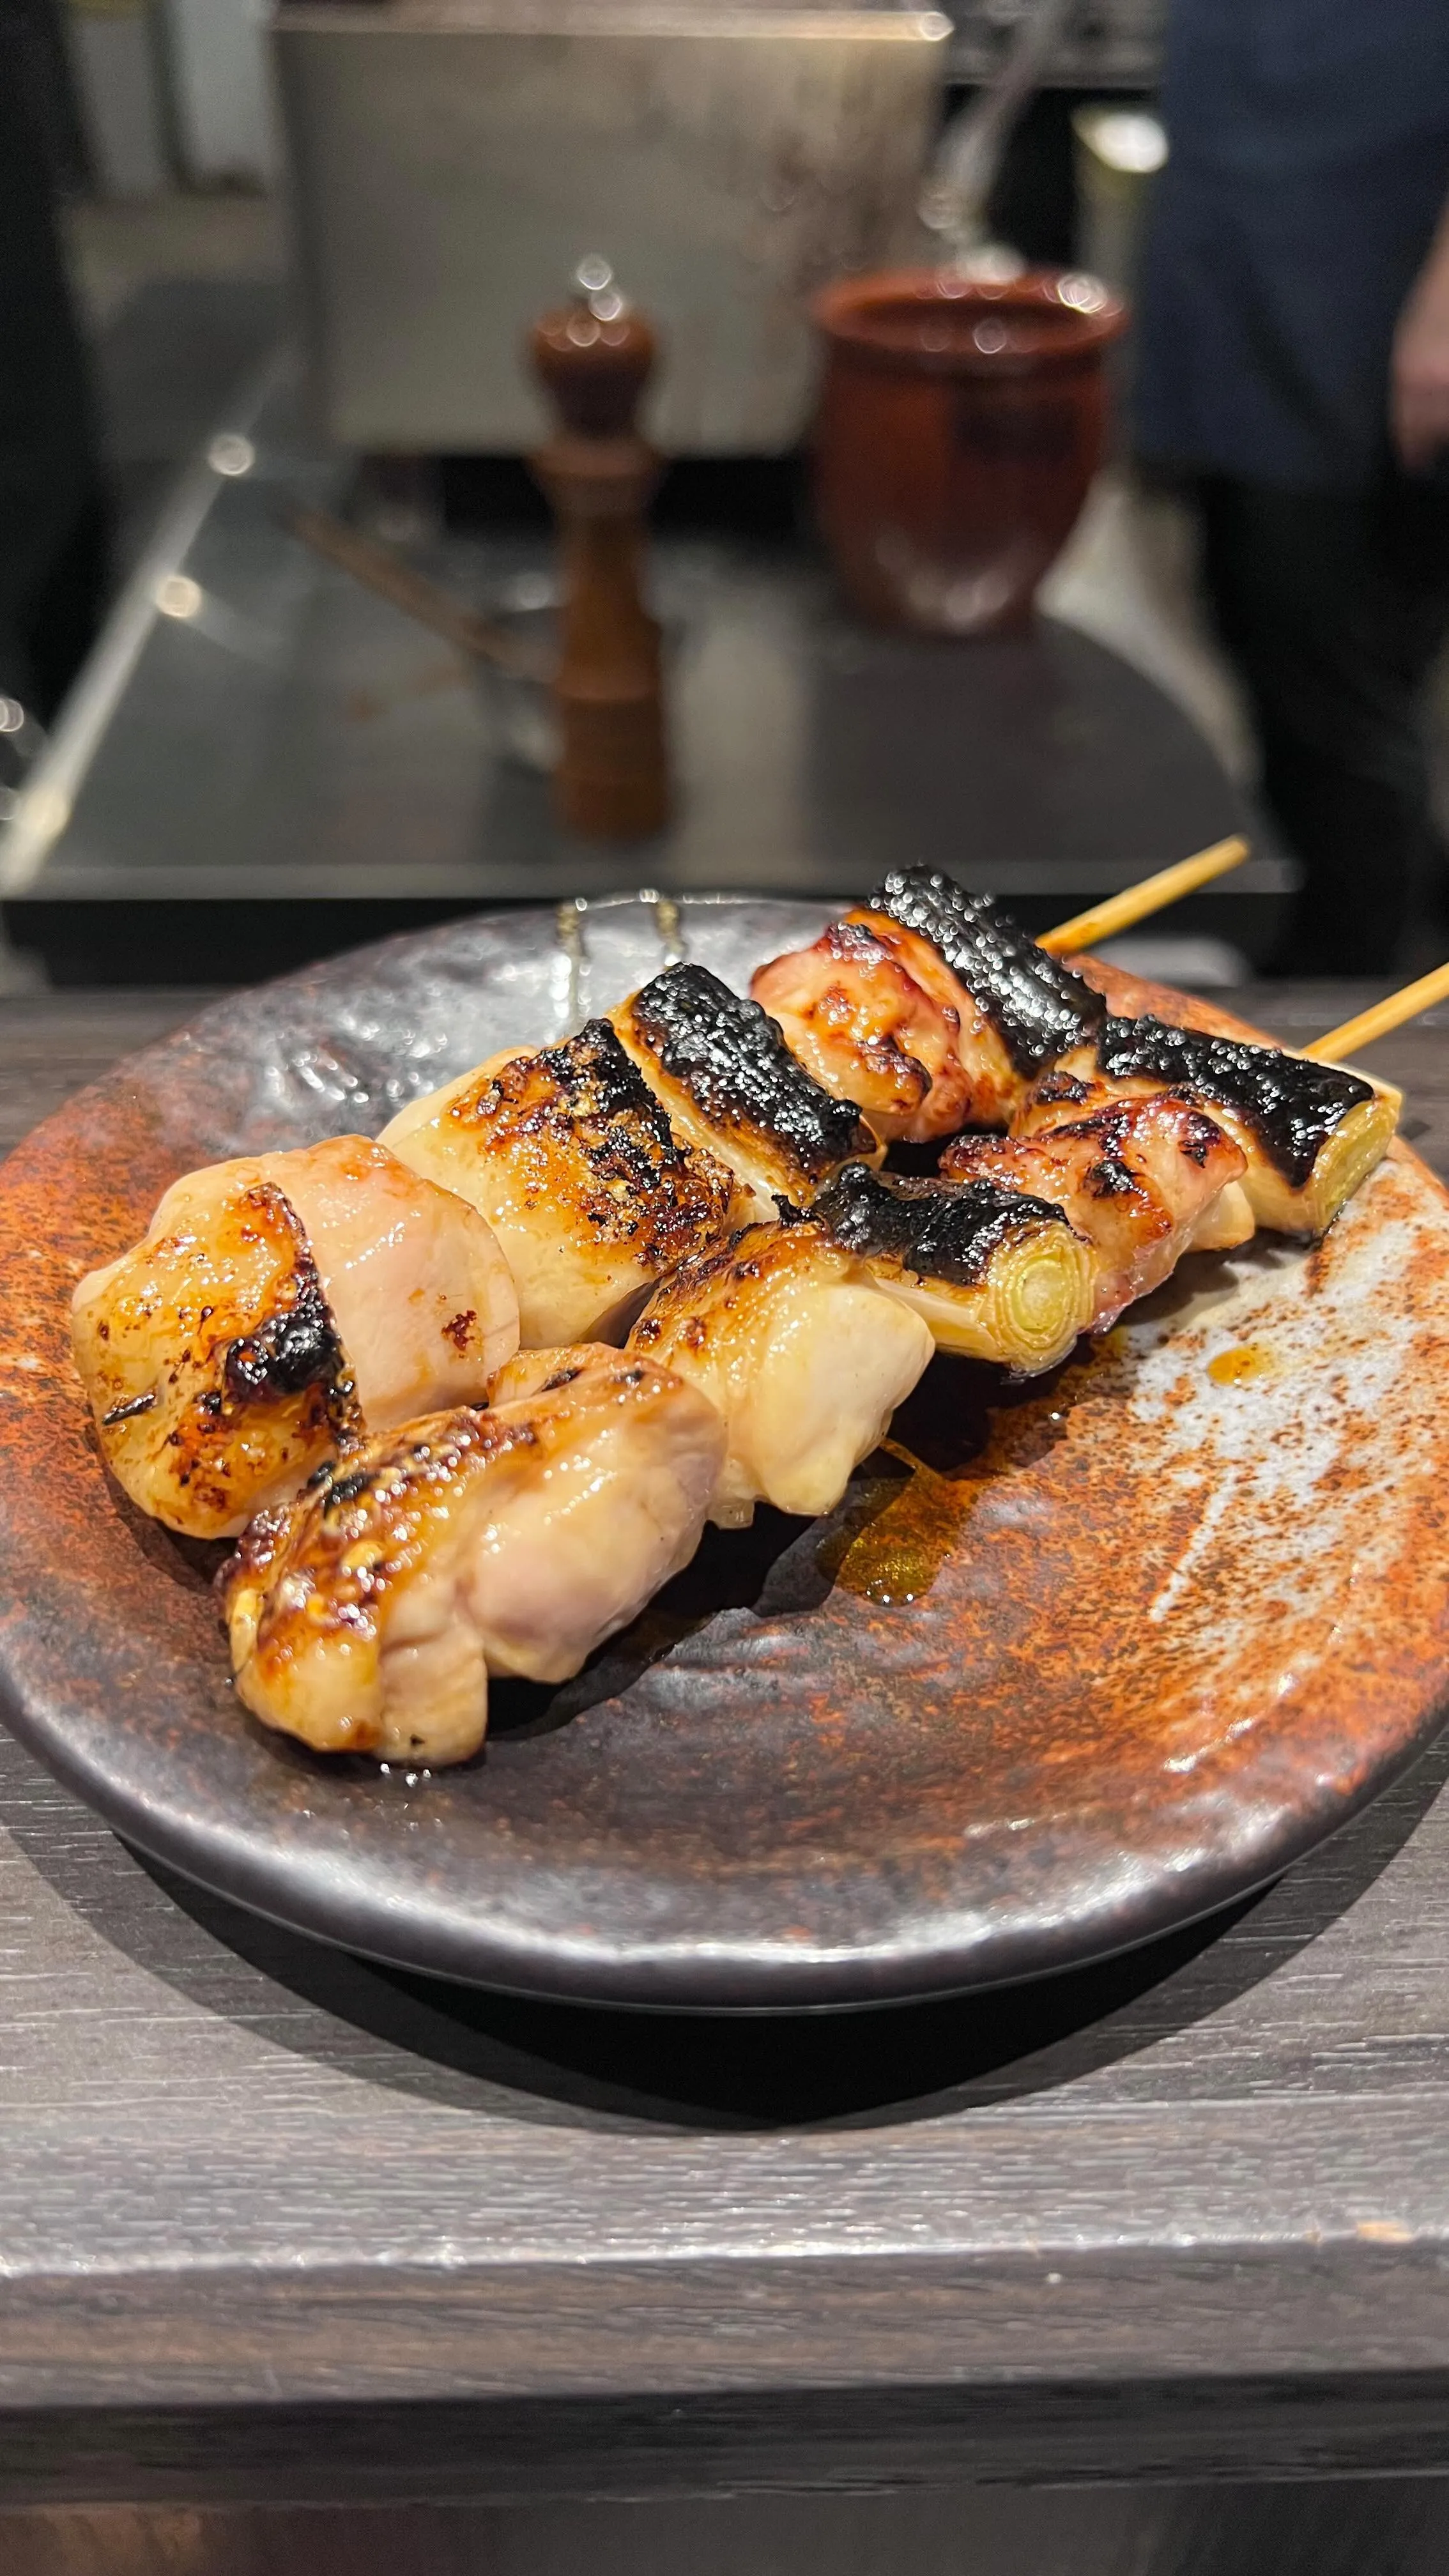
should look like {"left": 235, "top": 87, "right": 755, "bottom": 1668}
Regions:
{"left": 1039, "top": 836, "right": 1250, "bottom": 956}
{"left": 1304, "top": 960, "right": 1449, "bottom": 1062}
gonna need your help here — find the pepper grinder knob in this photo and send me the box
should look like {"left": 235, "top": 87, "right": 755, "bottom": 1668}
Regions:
{"left": 528, "top": 262, "right": 670, "bottom": 841}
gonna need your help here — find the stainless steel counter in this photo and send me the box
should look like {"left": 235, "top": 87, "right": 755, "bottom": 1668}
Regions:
{"left": 0, "top": 361, "right": 1271, "bottom": 985}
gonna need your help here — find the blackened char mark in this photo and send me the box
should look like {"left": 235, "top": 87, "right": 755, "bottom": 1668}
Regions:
{"left": 868, "top": 868, "right": 1104, "bottom": 1073}
{"left": 529, "top": 1020, "right": 732, "bottom": 1257}
{"left": 629, "top": 965, "right": 873, "bottom": 1181}
{"left": 1095, "top": 1016, "right": 1373, "bottom": 1188}
{"left": 815, "top": 1162, "right": 1072, "bottom": 1287}
{"left": 548, "top": 1020, "right": 663, "bottom": 1131}
{"left": 101, "top": 1390, "right": 157, "bottom": 1427}
{"left": 222, "top": 1232, "right": 359, "bottom": 1441}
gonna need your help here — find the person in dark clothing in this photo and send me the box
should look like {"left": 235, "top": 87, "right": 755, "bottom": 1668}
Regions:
{"left": 1135, "top": 3, "right": 1449, "bottom": 973}
{"left": 0, "top": 43, "right": 109, "bottom": 725}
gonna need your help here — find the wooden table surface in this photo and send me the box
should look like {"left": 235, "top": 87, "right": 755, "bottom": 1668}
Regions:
{"left": 5, "top": 985, "right": 1449, "bottom": 2517}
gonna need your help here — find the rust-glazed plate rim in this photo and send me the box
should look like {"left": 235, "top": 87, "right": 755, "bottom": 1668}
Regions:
{"left": 2, "top": 894, "right": 1448, "bottom": 2013}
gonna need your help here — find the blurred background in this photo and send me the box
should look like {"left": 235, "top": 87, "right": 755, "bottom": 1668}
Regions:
{"left": 3, "top": 0, "right": 1446, "bottom": 989}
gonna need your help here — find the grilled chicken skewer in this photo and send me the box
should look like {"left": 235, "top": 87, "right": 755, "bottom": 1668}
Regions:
{"left": 72, "top": 1137, "right": 519, "bottom": 1539}
{"left": 752, "top": 868, "right": 1398, "bottom": 1238}
{"left": 223, "top": 1347, "right": 725, "bottom": 1766}
{"left": 810, "top": 1163, "right": 1094, "bottom": 1375}
{"left": 751, "top": 868, "right": 1106, "bottom": 1142}
{"left": 381, "top": 1020, "right": 747, "bottom": 1346}
{"left": 1015, "top": 1017, "right": 1399, "bottom": 1239}
{"left": 624, "top": 1218, "right": 934, "bottom": 1526}
{"left": 609, "top": 962, "right": 882, "bottom": 1213}
{"left": 940, "top": 1094, "right": 1249, "bottom": 1330}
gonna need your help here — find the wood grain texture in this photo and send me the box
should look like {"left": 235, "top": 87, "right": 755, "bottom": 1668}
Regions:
{"left": 3, "top": 983, "right": 1449, "bottom": 2503}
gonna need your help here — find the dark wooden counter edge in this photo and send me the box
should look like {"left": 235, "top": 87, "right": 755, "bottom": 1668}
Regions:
{"left": 4, "top": 2241, "right": 1449, "bottom": 2504}
{"left": 3, "top": 2371, "right": 1449, "bottom": 2510}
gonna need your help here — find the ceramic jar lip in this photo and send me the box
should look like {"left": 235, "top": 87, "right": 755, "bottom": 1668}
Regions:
{"left": 811, "top": 266, "right": 1129, "bottom": 378}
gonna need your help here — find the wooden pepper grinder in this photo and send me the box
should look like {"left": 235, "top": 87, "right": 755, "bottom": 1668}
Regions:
{"left": 529, "top": 260, "right": 670, "bottom": 841}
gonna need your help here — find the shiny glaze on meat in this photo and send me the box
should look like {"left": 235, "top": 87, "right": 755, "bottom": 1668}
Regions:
{"left": 750, "top": 915, "right": 985, "bottom": 1142}
{"left": 627, "top": 1218, "right": 933, "bottom": 1526}
{"left": 72, "top": 1138, "right": 518, "bottom": 1538}
{"left": 381, "top": 1020, "right": 746, "bottom": 1344}
{"left": 611, "top": 963, "right": 878, "bottom": 1213}
{"left": 223, "top": 1349, "right": 725, "bottom": 1764}
{"left": 941, "top": 1095, "right": 1248, "bottom": 1328}
{"left": 749, "top": 873, "right": 1103, "bottom": 1140}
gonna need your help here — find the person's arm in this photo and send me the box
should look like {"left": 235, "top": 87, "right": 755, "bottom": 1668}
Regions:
{"left": 1393, "top": 193, "right": 1449, "bottom": 470}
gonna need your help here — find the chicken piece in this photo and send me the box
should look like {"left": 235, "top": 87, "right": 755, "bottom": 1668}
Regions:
{"left": 72, "top": 1137, "right": 518, "bottom": 1539}
{"left": 1015, "top": 1016, "right": 1399, "bottom": 1238}
{"left": 811, "top": 1163, "right": 1094, "bottom": 1375}
{"left": 222, "top": 1350, "right": 725, "bottom": 1765}
{"left": 750, "top": 916, "right": 981, "bottom": 1144}
{"left": 609, "top": 963, "right": 881, "bottom": 1215}
{"left": 940, "top": 1096, "right": 1248, "bottom": 1330}
{"left": 749, "top": 869, "right": 1105, "bottom": 1141}
{"left": 381, "top": 1020, "right": 746, "bottom": 1345}
{"left": 620, "top": 1219, "right": 934, "bottom": 1528}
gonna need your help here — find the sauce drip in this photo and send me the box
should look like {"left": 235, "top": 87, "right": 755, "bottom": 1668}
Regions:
{"left": 1208, "top": 1342, "right": 1274, "bottom": 1385}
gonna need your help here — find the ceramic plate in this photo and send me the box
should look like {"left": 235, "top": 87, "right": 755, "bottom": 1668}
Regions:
{"left": 2, "top": 894, "right": 1448, "bottom": 2009}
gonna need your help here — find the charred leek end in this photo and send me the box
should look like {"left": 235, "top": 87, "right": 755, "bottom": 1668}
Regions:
{"left": 866, "top": 868, "right": 1105, "bottom": 1074}
{"left": 894, "top": 1224, "right": 1094, "bottom": 1369}
{"left": 610, "top": 963, "right": 882, "bottom": 1216}
{"left": 812, "top": 1166, "right": 1094, "bottom": 1376}
{"left": 1244, "top": 1087, "right": 1400, "bottom": 1237}
{"left": 1082, "top": 1018, "right": 1399, "bottom": 1239}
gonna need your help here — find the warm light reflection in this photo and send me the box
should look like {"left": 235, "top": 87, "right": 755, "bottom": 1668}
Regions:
{"left": 155, "top": 574, "right": 203, "bottom": 620}
{"left": 1089, "top": 110, "right": 1168, "bottom": 176}
{"left": 208, "top": 433, "right": 256, "bottom": 477}
{"left": 1057, "top": 273, "right": 1110, "bottom": 314}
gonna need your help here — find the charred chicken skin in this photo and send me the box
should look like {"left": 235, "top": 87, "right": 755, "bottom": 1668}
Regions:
{"left": 610, "top": 963, "right": 881, "bottom": 1213}
{"left": 940, "top": 1095, "right": 1249, "bottom": 1330}
{"left": 626, "top": 1218, "right": 933, "bottom": 1527}
{"left": 72, "top": 1137, "right": 519, "bottom": 1538}
{"left": 381, "top": 1020, "right": 746, "bottom": 1346}
{"left": 750, "top": 870, "right": 1105, "bottom": 1142}
{"left": 222, "top": 1349, "right": 726, "bottom": 1765}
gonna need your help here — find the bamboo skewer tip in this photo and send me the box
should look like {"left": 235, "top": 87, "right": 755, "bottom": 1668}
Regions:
{"left": 1305, "top": 958, "right": 1449, "bottom": 1064}
{"left": 1040, "top": 836, "right": 1250, "bottom": 957}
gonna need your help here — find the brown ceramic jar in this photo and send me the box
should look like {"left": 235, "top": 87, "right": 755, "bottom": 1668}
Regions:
{"left": 810, "top": 267, "right": 1128, "bottom": 636}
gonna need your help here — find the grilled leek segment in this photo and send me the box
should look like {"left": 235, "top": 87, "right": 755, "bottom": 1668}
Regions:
{"left": 610, "top": 962, "right": 880, "bottom": 1214}
{"left": 1016, "top": 1018, "right": 1400, "bottom": 1237}
{"left": 381, "top": 1020, "right": 747, "bottom": 1346}
{"left": 941, "top": 1094, "right": 1249, "bottom": 1330}
{"left": 812, "top": 1164, "right": 1094, "bottom": 1374}
{"left": 625, "top": 1218, "right": 934, "bottom": 1527}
